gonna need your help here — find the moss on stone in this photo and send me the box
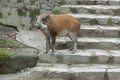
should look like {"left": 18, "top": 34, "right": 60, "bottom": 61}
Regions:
{"left": 70, "top": 8, "right": 77, "bottom": 13}
{"left": 89, "top": 55, "right": 99, "bottom": 63}
{"left": 56, "top": 55, "right": 63, "bottom": 63}
{"left": 107, "top": 56, "right": 114, "bottom": 64}
{"left": 113, "top": 9, "right": 120, "bottom": 16}
{"left": 108, "top": 18, "right": 112, "bottom": 25}
{"left": 17, "top": 0, "right": 23, "bottom": 3}
{"left": 28, "top": 26, "right": 33, "bottom": 31}
{"left": 58, "top": 0, "right": 65, "bottom": 5}
{"left": 56, "top": 43, "right": 68, "bottom": 50}
{"left": 39, "top": 57, "right": 50, "bottom": 63}
{"left": 0, "top": 48, "right": 15, "bottom": 64}
{"left": 90, "top": 19, "right": 99, "bottom": 25}
{"left": 0, "top": 38, "right": 19, "bottom": 47}
{"left": 20, "top": 23, "right": 25, "bottom": 29}
{"left": 8, "top": 12, "right": 11, "bottom": 15}
{"left": 17, "top": 8, "right": 26, "bottom": 17}
{"left": 65, "top": 73, "right": 78, "bottom": 80}
{"left": 0, "top": 12, "right": 2, "bottom": 18}
{"left": 76, "top": 1, "right": 81, "bottom": 4}
{"left": 7, "top": 38, "right": 19, "bottom": 47}
{"left": 117, "top": 21, "right": 120, "bottom": 25}
{"left": 29, "top": 8, "right": 40, "bottom": 23}
{"left": 30, "top": 0, "right": 37, "bottom": 5}
{"left": 88, "top": 9, "right": 96, "bottom": 14}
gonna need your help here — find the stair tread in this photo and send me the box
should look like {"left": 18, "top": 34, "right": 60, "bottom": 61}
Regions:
{"left": 35, "top": 63, "right": 120, "bottom": 72}
{"left": 61, "top": 5, "right": 120, "bottom": 9}
{"left": 1, "top": 64, "right": 120, "bottom": 80}
{"left": 69, "top": 13, "right": 120, "bottom": 19}
{"left": 38, "top": 49, "right": 120, "bottom": 64}
{"left": 81, "top": 25, "right": 120, "bottom": 30}
{"left": 65, "top": 0, "right": 120, "bottom": 1}
{"left": 51, "top": 49, "right": 120, "bottom": 56}
{"left": 57, "top": 37, "right": 120, "bottom": 43}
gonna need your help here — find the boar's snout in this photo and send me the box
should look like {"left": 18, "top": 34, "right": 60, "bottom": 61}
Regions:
{"left": 34, "top": 23, "right": 41, "bottom": 29}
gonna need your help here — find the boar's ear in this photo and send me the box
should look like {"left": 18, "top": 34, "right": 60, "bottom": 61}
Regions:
{"left": 36, "top": 15, "right": 38, "bottom": 19}
{"left": 46, "top": 14, "right": 50, "bottom": 20}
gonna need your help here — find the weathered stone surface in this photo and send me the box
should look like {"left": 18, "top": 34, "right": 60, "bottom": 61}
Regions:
{"left": 69, "top": 14, "right": 120, "bottom": 25}
{"left": 56, "top": 37, "right": 120, "bottom": 50}
{"left": 61, "top": 5, "right": 120, "bottom": 15}
{"left": 0, "top": 24, "right": 39, "bottom": 74}
{"left": 0, "top": 48, "right": 38, "bottom": 74}
{"left": 64, "top": 0, "right": 120, "bottom": 5}
{"left": 1, "top": 64, "right": 120, "bottom": 80}
{"left": 38, "top": 49, "right": 120, "bottom": 64}
{"left": 80, "top": 25, "right": 120, "bottom": 37}
{"left": 16, "top": 30, "right": 46, "bottom": 53}
{"left": 108, "top": 68, "right": 120, "bottom": 80}
{"left": 0, "top": 24, "right": 26, "bottom": 48}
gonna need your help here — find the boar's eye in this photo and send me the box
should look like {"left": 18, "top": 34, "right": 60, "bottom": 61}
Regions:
{"left": 42, "top": 18, "right": 47, "bottom": 22}
{"left": 41, "top": 18, "right": 47, "bottom": 24}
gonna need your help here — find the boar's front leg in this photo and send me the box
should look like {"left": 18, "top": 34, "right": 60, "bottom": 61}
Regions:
{"left": 51, "top": 37, "right": 56, "bottom": 54}
{"left": 68, "top": 32, "right": 78, "bottom": 54}
{"left": 44, "top": 37, "right": 50, "bottom": 54}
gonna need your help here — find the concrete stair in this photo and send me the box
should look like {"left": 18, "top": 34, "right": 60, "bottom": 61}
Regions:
{"left": 38, "top": 49, "right": 120, "bottom": 64}
{"left": 56, "top": 37, "right": 120, "bottom": 50}
{"left": 64, "top": 0, "right": 120, "bottom": 5}
{"left": 61, "top": 5, "right": 120, "bottom": 15}
{"left": 79, "top": 25, "right": 120, "bottom": 37}
{"left": 1, "top": 64, "right": 120, "bottom": 80}
{"left": 67, "top": 14, "right": 120, "bottom": 25}
{"left": 35, "top": 0, "right": 120, "bottom": 80}
{"left": 30, "top": 64, "right": 120, "bottom": 80}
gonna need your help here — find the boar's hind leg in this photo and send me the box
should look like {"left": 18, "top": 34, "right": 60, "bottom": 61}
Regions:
{"left": 68, "top": 32, "right": 77, "bottom": 54}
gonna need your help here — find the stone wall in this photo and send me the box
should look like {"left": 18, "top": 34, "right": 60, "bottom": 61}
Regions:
{"left": 0, "top": 0, "right": 63, "bottom": 73}
{"left": 0, "top": 0, "right": 63, "bottom": 30}
{"left": 0, "top": 0, "right": 65, "bottom": 54}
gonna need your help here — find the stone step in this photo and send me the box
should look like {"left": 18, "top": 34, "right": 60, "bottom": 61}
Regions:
{"left": 56, "top": 37, "right": 120, "bottom": 50}
{"left": 61, "top": 5, "right": 120, "bottom": 16}
{"left": 64, "top": 0, "right": 120, "bottom": 5}
{"left": 80, "top": 25, "right": 120, "bottom": 37}
{"left": 38, "top": 49, "right": 120, "bottom": 64}
{"left": 1, "top": 64, "right": 120, "bottom": 80}
{"left": 69, "top": 14, "right": 120, "bottom": 25}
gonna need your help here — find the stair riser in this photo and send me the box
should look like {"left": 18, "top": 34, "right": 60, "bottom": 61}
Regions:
{"left": 24, "top": 71, "right": 106, "bottom": 80}
{"left": 61, "top": 7, "right": 120, "bottom": 16}
{"left": 39, "top": 53, "right": 120, "bottom": 64}
{"left": 79, "top": 29, "right": 120, "bottom": 37}
{"left": 77, "top": 17, "right": 120, "bottom": 26}
{"left": 64, "top": 0, "right": 120, "bottom": 5}
{"left": 56, "top": 42, "right": 120, "bottom": 50}
{"left": 1, "top": 64, "right": 120, "bottom": 80}
{"left": 26, "top": 66, "right": 120, "bottom": 80}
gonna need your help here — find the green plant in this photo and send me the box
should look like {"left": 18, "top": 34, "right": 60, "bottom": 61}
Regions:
{"left": 0, "top": 38, "right": 19, "bottom": 47}
{"left": 52, "top": 6, "right": 61, "bottom": 14}
{"left": 0, "top": 48, "right": 15, "bottom": 64}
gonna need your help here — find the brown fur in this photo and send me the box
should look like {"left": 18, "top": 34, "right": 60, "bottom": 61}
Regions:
{"left": 48, "top": 15, "right": 80, "bottom": 37}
